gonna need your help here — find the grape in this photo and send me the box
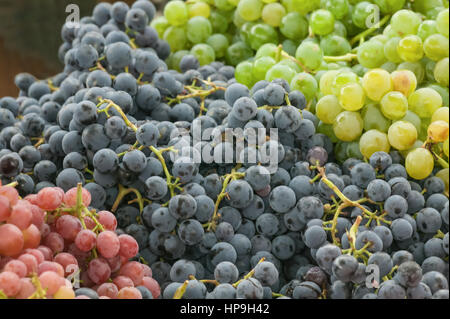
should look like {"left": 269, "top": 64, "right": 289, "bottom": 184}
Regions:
{"left": 434, "top": 58, "right": 449, "bottom": 87}
{"left": 408, "top": 88, "right": 443, "bottom": 118}
{"left": 357, "top": 40, "right": 386, "bottom": 69}
{"left": 333, "top": 111, "right": 364, "bottom": 142}
{"left": 290, "top": 73, "right": 318, "bottom": 102}
{"left": 387, "top": 121, "right": 418, "bottom": 151}
{"left": 362, "top": 69, "right": 393, "bottom": 102}
{"left": 384, "top": 37, "right": 403, "bottom": 63}
{"left": 238, "top": 0, "right": 263, "bottom": 22}
{"left": 0, "top": 271, "right": 21, "bottom": 297}
{"left": 261, "top": 3, "right": 286, "bottom": 27}
{"left": 359, "top": 130, "right": 390, "bottom": 159}
{"left": 436, "top": 8, "right": 449, "bottom": 37}
{"left": 339, "top": 83, "right": 365, "bottom": 111}
{"left": 316, "top": 95, "right": 342, "bottom": 124}
{"left": 361, "top": 103, "right": 392, "bottom": 133}
{"left": 391, "top": 70, "right": 417, "bottom": 98}
{"left": 406, "top": 148, "right": 434, "bottom": 180}
{"left": 280, "top": 12, "right": 308, "bottom": 40}
{"left": 397, "top": 35, "right": 424, "bottom": 62}
{"left": 310, "top": 9, "right": 335, "bottom": 36}
{"left": 295, "top": 41, "right": 324, "bottom": 71}
{"left": 380, "top": 92, "right": 408, "bottom": 121}
{"left": 164, "top": 0, "right": 188, "bottom": 26}
{"left": 428, "top": 120, "right": 449, "bottom": 142}
{"left": 391, "top": 9, "right": 421, "bottom": 36}
{"left": 96, "top": 231, "right": 120, "bottom": 259}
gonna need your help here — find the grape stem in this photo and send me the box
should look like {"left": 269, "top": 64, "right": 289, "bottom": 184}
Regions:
{"left": 232, "top": 257, "right": 266, "bottom": 288}
{"left": 281, "top": 51, "right": 312, "bottom": 74}
{"left": 323, "top": 53, "right": 357, "bottom": 62}
{"left": 28, "top": 274, "right": 47, "bottom": 299}
{"left": 350, "top": 15, "right": 391, "bottom": 46}
{"left": 111, "top": 184, "right": 145, "bottom": 213}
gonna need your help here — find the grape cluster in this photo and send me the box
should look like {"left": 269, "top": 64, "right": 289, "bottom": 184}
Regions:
{"left": 0, "top": 0, "right": 449, "bottom": 300}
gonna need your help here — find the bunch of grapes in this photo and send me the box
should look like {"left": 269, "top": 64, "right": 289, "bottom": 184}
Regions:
{"left": 0, "top": 183, "right": 160, "bottom": 299}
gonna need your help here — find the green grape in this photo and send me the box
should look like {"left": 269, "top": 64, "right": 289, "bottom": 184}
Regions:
{"left": 419, "top": 117, "right": 432, "bottom": 141}
{"left": 320, "top": 35, "right": 351, "bottom": 56}
{"left": 361, "top": 103, "right": 392, "bottom": 132}
{"left": 333, "top": 111, "right": 364, "bottom": 142}
{"left": 352, "top": 64, "right": 368, "bottom": 77}
{"left": 428, "top": 84, "right": 449, "bottom": 107}
{"left": 359, "top": 130, "right": 391, "bottom": 158}
{"left": 214, "top": 0, "right": 235, "bottom": 11}
{"left": 316, "top": 95, "right": 342, "bottom": 124}
{"left": 186, "top": 16, "right": 212, "bottom": 44}
{"left": 405, "top": 148, "right": 434, "bottom": 180}
{"left": 169, "top": 50, "right": 190, "bottom": 71}
{"left": 412, "top": 0, "right": 445, "bottom": 15}
{"left": 255, "top": 43, "right": 278, "bottom": 59}
{"left": 151, "top": 16, "right": 170, "bottom": 38}
{"left": 347, "top": 141, "right": 364, "bottom": 160}
{"left": 207, "top": 34, "right": 229, "bottom": 58}
{"left": 261, "top": 0, "right": 277, "bottom": 3}
{"left": 371, "top": 35, "right": 389, "bottom": 45}
{"left": 236, "top": 61, "right": 255, "bottom": 88}
{"left": 390, "top": 9, "right": 421, "bottom": 36}
{"left": 436, "top": 168, "right": 449, "bottom": 193}
{"left": 327, "top": 63, "right": 342, "bottom": 70}
{"left": 362, "top": 69, "right": 393, "bottom": 102}
{"left": 434, "top": 58, "right": 450, "bottom": 87}
{"left": 383, "top": 25, "right": 402, "bottom": 38}
{"left": 283, "top": 0, "right": 320, "bottom": 15}
{"left": 164, "top": 26, "right": 187, "bottom": 52}
{"left": 380, "top": 91, "right": 408, "bottom": 120}
{"left": 380, "top": 62, "right": 398, "bottom": 73}
{"left": 357, "top": 40, "right": 387, "bottom": 69}
{"left": 188, "top": 1, "right": 211, "bottom": 18}
{"left": 191, "top": 44, "right": 216, "bottom": 66}
{"left": 400, "top": 110, "right": 422, "bottom": 134}
{"left": 423, "top": 34, "right": 450, "bottom": 61}
{"left": 290, "top": 72, "right": 318, "bottom": 102}
{"left": 237, "top": 0, "right": 263, "bottom": 21}
{"left": 212, "top": 11, "right": 231, "bottom": 32}
{"left": 352, "top": 2, "right": 379, "bottom": 29}
{"left": 400, "top": 140, "right": 424, "bottom": 158}
{"left": 315, "top": 70, "right": 327, "bottom": 84}
{"left": 334, "top": 141, "right": 350, "bottom": 163}
{"left": 262, "top": 3, "right": 286, "bottom": 27}
{"left": 333, "top": 21, "right": 348, "bottom": 38}
{"left": 388, "top": 121, "right": 418, "bottom": 150}
{"left": 248, "top": 23, "right": 279, "bottom": 51}
{"left": 417, "top": 20, "right": 438, "bottom": 41}
{"left": 397, "top": 62, "right": 425, "bottom": 84}
{"left": 240, "top": 22, "right": 257, "bottom": 44}
{"left": 444, "top": 139, "right": 449, "bottom": 158}
{"left": 317, "top": 121, "right": 339, "bottom": 143}
{"left": 436, "top": 8, "right": 449, "bottom": 37}
{"left": 280, "top": 12, "right": 309, "bottom": 40}
{"left": 339, "top": 83, "right": 366, "bottom": 111}
{"left": 432, "top": 107, "right": 450, "bottom": 124}
{"left": 252, "top": 56, "right": 276, "bottom": 81}
{"left": 282, "top": 39, "right": 299, "bottom": 57}
{"left": 397, "top": 35, "right": 424, "bottom": 63}
{"left": 266, "top": 64, "right": 297, "bottom": 83}
{"left": 330, "top": 71, "right": 358, "bottom": 96}
{"left": 310, "top": 9, "right": 335, "bottom": 36}
{"left": 373, "top": 0, "right": 405, "bottom": 14}
{"left": 320, "top": 70, "right": 339, "bottom": 95}
{"left": 226, "top": 41, "right": 254, "bottom": 66}
{"left": 424, "top": 58, "right": 438, "bottom": 82}
{"left": 384, "top": 37, "right": 403, "bottom": 63}
{"left": 164, "top": 1, "right": 189, "bottom": 26}
{"left": 232, "top": 9, "right": 246, "bottom": 28}
{"left": 408, "top": 88, "right": 443, "bottom": 118}
{"left": 324, "top": 0, "right": 349, "bottom": 20}
{"left": 278, "top": 59, "right": 301, "bottom": 73}
{"left": 295, "top": 41, "right": 324, "bottom": 71}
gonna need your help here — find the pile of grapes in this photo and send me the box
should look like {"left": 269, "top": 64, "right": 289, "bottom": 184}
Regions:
{"left": 0, "top": 0, "right": 448, "bottom": 299}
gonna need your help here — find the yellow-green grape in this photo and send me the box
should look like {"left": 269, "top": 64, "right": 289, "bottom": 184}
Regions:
{"left": 428, "top": 120, "right": 450, "bottom": 143}
{"left": 319, "top": 70, "right": 339, "bottom": 95}
{"left": 401, "top": 110, "right": 422, "bottom": 134}
{"left": 252, "top": 56, "right": 276, "bottom": 81}
{"left": 362, "top": 69, "right": 393, "bottom": 102}
{"left": 361, "top": 103, "right": 392, "bottom": 133}
{"left": 262, "top": 3, "right": 286, "bottom": 27}
{"left": 318, "top": 122, "right": 339, "bottom": 143}
{"left": 390, "top": 9, "right": 421, "bottom": 36}
{"left": 236, "top": 61, "right": 255, "bottom": 88}
{"left": 295, "top": 41, "right": 324, "bottom": 71}
{"left": 434, "top": 58, "right": 449, "bottom": 87}
{"left": 400, "top": 139, "right": 424, "bottom": 159}
{"left": 339, "top": 83, "right": 365, "bottom": 111}
{"left": 417, "top": 20, "right": 438, "bottom": 41}
{"left": 397, "top": 35, "right": 424, "bottom": 62}
{"left": 436, "top": 8, "right": 449, "bottom": 37}
{"left": 290, "top": 72, "right": 318, "bottom": 102}
{"left": 188, "top": 1, "right": 211, "bottom": 18}
{"left": 435, "top": 168, "right": 449, "bottom": 193}
{"left": 255, "top": 43, "right": 278, "bottom": 59}
{"left": 214, "top": 0, "right": 235, "bottom": 11}
{"left": 444, "top": 139, "right": 449, "bottom": 158}
{"left": 388, "top": 121, "right": 418, "bottom": 151}
{"left": 164, "top": 0, "right": 189, "bottom": 26}
{"left": 397, "top": 62, "right": 425, "bottom": 85}
{"left": 228, "top": 0, "right": 240, "bottom": 5}
{"left": 423, "top": 34, "right": 449, "bottom": 61}
{"left": 419, "top": 117, "right": 432, "bottom": 142}
{"left": 151, "top": 16, "right": 170, "bottom": 38}
{"left": 391, "top": 70, "right": 417, "bottom": 98}
{"left": 333, "top": 111, "right": 364, "bottom": 142}
{"left": 237, "top": 0, "right": 263, "bottom": 21}
{"left": 267, "top": 64, "right": 296, "bottom": 83}
{"left": 405, "top": 148, "right": 434, "bottom": 180}
{"left": 408, "top": 88, "right": 443, "bottom": 118}
{"left": 278, "top": 59, "right": 301, "bottom": 73}
{"left": 383, "top": 24, "right": 401, "bottom": 38}
{"left": 316, "top": 95, "right": 342, "bottom": 124}
{"left": 261, "top": 0, "right": 277, "bottom": 3}
{"left": 310, "top": 9, "right": 335, "bottom": 36}
{"left": 432, "top": 107, "right": 450, "bottom": 124}
{"left": 164, "top": 26, "right": 187, "bottom": 52}
{"left": 330, "top": 71, "right": 359, "bottom": 97}
{"left": 359, "top": 130, "right": 391, "bottom": 159}
{"left": 380, "top": 91, "right": 409, "bottom": 120}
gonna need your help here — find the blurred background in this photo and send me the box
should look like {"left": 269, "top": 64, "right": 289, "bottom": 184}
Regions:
{"left": 0, "top": 0, "right": 166, "bottom": 97}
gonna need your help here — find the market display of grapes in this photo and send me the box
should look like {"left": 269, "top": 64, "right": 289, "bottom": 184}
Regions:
{"left": 0, "top": 0, "right": 448, "bottom": 300}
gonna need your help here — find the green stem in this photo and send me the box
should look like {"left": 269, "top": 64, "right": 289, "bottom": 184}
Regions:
{"left": 350, "top": 15, "right": 391, "bottom": 46}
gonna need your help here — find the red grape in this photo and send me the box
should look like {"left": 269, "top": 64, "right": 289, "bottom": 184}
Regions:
{"left": 87, "top": 258, "right": 112, "bottom": 284}
{"left": 64, "top": 187, "right": 91, "bottom": 207}
{"left": 118, "top": 287, "right": 142, "bottom": 299}
{"left": 43, "top": 232, "right": 65, "bottom": 254}
{"left": 0, "top": 195, "right": 11, "bottom": 222}
{"left": 8, "top": 202, "right": 32, "bottom": 230}
{"left": 18, "top": 254, "right": 38, "bottom": 276}
{"left": 74, "top": 229, "right": 97, "bottom": 252}
{"left": 118, "top": 234, "right": 139, "bottom": 259}
{"left": 106, "top": 255, "right": 122, "bottom": 273}
{"left": 37, "top": 187, "right": 63, "bottom": 211}
{"left": 119, "top": 261, "right": 144, "bottom": 286}
{"left": 0, "top": 186, "right": 19, "bottom": 206}
{"left": 0, "top": 271, "right": 21, "bottom": 297}
{"left": 97, "top": 282, "right": 119, "bottom": 299}
{"left": 141, "top": 276, "right": 161, "bottom": 299}
{"left": 38, "top": 261, "right": 65, "bottom": 277}
{"left": 24, "top": 248, "right": 45, "bottom": 264}
{"left": 97, "top": 231, "right": 120, "bottom": 259}
{"left": 3, "top": 260, "right": 27, "bottom": 278}
{"left": 97, "top": 211, "right": 117, "bottom": 231}
{"left": 141, "top": 264, "right": 152, "bottom": 277}
{"left": 37, "top": 245, "right": 53, "bottom": 261}
{"left": 29, "top": 205, "right": 45, "bottom": 229}
{"left": 56, "top": 215, "right": 82, "bottom": 241}
{"left": 22, "top": 224, "right": 41, "bottom": 249}
{"left": 39, "top": 271, "right": 65, "bottom": 295}
{"left": 0, "top": 224, "right": 24, "bottom": 256}
{"left": 113, "top": 275, "right": 134, "bottom": 290}
{"left": 15, "top": 277, "right": 36, "bottom": 299}
{"left": 54, "top": 253, "right": 79, "bottom": 277}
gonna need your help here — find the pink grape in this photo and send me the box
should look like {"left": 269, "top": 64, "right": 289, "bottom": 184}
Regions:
{"left": 37, "top": 245, "right": 53, "bottom": 261}
{"left": 3, "top": 260, "right": 28, "bottom": 278}
{"left": 63, "top": 187, "right": 91, "bottom": 207}
{"left": 75, "top": 229, "right": 97, "bottom": 252}
{"left": 0, "top": 271, "right": 21, "bottom": 297}
{"left": 24, "top": 248, "right": 45, "bottom": 264}
{"left": 119, "top": 261, "right": 144, "bottom": 286}
{"left": 15, "top": 277, "right": 36, "bottom": 299}
{"left": 0, "top": 224, "right": 24, "bottom": 256}
{"left": 87, "top": 258, "right": 112, "bottom": 284}
{"left": 118, "top": 234, "right": 139, "bottom": 259}
{"left": 8, "top": 203, "right": 32, "bottom": 230}
{"left": 141, "top": 264, "right": 152, "bottom": 277}
{"left": 97, "top": 231, "right": 120, "bottom": 259}
{"left": 38, "top": 261, "right": 65, "bottom": 277}
{"left": 39, "top": 271, "right": 65, "bottom": 295}
{"left": 18, "top": 254, "right": 38, "bottom": 276}
{"left": 37, "top": 187, "right": 63, "bottom": 211}
{"left": 118, "top": 287, "right": 142, "bottom": 299}
{"left": 29, "top": 205, "right": 45, "bottom": 229}
{"left": 0, "top": 186, "right": 19, "bottom": 206}
{"left": 22, "top": 224, "right": 41, "bottom": 249}
{"left": 43, "top": 232, "right": 65, "bottom": 254}
{"left": 56, "top": 215, "right": 82, "bottom": 241}
{"left": 141, "top": 276, "right": 161, "bottom": 299}
{"left": 97, "top": 211, "right": 117, "bottom": 231}
{"left": 0, "top": 195, "right": 11, "bottom": 222}
{"left": 97, "top": 282, "right": 119, "bottom": 299}
{"left": 54, "top": 253, "right": 79, "bottom": 277}
{"left": 113, "top": 276, "right": 134, "bottom": 290}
